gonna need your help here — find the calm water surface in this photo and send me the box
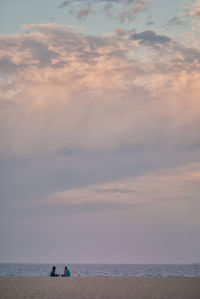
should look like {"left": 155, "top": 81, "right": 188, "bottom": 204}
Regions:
{"left": 0, "top": 263, "right": 200, "bottom": 277}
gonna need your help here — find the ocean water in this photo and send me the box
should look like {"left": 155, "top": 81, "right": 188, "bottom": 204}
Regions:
{"left": 0, "top": 263, "right": 200, "bottom": 277}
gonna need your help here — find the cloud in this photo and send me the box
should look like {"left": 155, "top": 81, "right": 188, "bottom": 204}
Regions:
{"left": 58, "top": 0, "right": 72, "bottom": 8}
{"left": 0, "top": 24, "right": 200, "bottom": 159}
{"left": 0, "top": 56, "right": 19, "bottom": 75}
{"left": 146, "top": 20, "right": 154, "bottom": 26}
{"left": 21, "top": 39, "right": 59, "bottom": 67}
{"left": 131, "top": 30, "right": 171, "bottom": 45}
{"left": 1, "top": 23, "right": 200, "bottom": 264}
{"left": 46, "top": 162, "right": 200, "bottom": 205}
{"left": 178, "top": 46, "right": 200, "bottom": 65}
{"left": 9, "top": 162, "right": 200, "bottom": 216}
{"left": 76, "top": 7, "right": 92, "bottom": 19}
{"left": 118, "top": 0, "right": 149, "bottom": 22}
{"left": 180, "top": 0, "right": 200, "bottom": 38}
{"left": 189, "top": 0, "right": 200, "bottom": 17}
{"left": 58, "top": 0, "right": 150, "bottom": 22}
{"left": 167, "top": 16, "right": 186, "bottom": 26}
{"left": 58, "top": 0, "right": 146, "bottom": 8}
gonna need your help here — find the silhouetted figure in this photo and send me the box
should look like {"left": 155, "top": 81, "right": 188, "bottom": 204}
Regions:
{"left": 50, "top": 266, "right": 59, "bottom": 277}
{"left": 62, "top": 266, "right": 70, "bottom": 277}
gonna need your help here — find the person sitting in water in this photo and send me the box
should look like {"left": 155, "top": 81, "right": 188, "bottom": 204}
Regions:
{"left": 62, "top": 266, "right": 70, "bottom": 277}
{"left": 50, "top": 266, "right": 59, "bottom": 277}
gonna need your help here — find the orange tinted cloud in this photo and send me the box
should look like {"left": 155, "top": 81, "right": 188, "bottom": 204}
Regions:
{"left": 0, "top": 24, "right": 200, "bottom": 157}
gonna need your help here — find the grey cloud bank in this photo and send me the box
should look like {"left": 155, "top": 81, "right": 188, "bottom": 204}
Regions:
{"left": 131, "top": 30, "right": 171, "bottom": 44}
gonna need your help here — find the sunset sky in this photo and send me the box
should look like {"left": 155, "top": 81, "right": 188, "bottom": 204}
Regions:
{"left": 0, "top": 0, "right": 200, "bottom": 263}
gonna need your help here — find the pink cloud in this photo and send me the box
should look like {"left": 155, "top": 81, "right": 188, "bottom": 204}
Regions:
{"left": 189, "top": 0, "right": 200, "bottom": 17}
{"left": 76, "top": 7, "right": 92, "bottom": 19}
{"left": 0, "top": 25, "right": 200, "bottom": 157}
{"left": 19, "top": 162, "right": 200, "bottom": 214}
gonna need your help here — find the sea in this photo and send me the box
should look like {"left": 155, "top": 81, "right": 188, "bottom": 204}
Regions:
{"left": 0, "top": 263, "right": 200, "bottom": 277}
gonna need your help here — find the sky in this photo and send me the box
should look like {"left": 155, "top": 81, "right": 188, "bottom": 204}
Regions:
{"left": 0, "top": 0, "right": 200, "bottom": 264}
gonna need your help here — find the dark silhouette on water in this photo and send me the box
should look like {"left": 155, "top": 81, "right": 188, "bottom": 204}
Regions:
{"left": 50, "top": 266, "right": 59, "bottom": 277}
{"left": 62, "top": 266, "right": 70, "bottom": 277}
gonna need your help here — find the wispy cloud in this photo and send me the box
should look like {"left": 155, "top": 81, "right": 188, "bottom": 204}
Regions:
{"left": 58, "top": 0, "right": 150, "bottom": 22}
{"left": 76, "top": 6, "right": 92, "bottom": 19}
{"left": 167, "top": 16, "right": 186, "bottom": 26}
{"left": 12, "top": 163, "right": 200, "bottom": 216}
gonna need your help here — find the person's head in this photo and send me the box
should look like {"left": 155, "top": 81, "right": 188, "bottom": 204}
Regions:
{"left": 53, "top": 266, "right": 56, "bottom": 270}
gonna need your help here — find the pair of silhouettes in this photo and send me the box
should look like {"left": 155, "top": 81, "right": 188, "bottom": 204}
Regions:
{"left": 50, "top": 266, "right": 70, "bottom": 277}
